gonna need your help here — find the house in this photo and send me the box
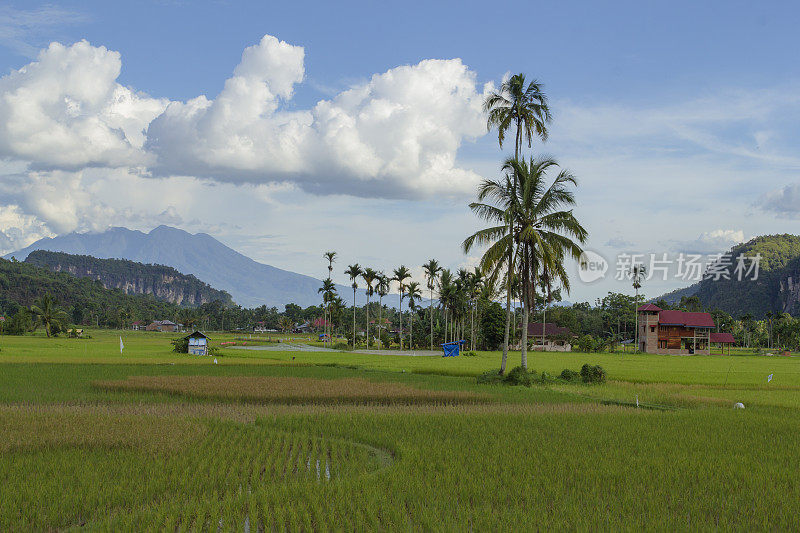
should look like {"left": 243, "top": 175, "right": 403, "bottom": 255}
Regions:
{"left": 185, "top": 331, "right": 210, "bottom": 356}
{"left": 145, "top": 320, "right": 178, "bottom": 332}
{"left": 526, "top": 322, "right": 574, "bottom": 352}
{"left": 637, "top": 304, "right": 715, "bottom": 355}
{"left": 131, "top": 321, "right": 144, "bottom": 331}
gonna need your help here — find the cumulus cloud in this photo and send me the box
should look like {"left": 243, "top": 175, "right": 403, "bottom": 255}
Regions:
{"left": 0, "top": 40, "right": 168, "bottom": 169}
{"left": 671, "top": 229, "right": 745, "bottom": 255}
{"left": 146, "top": 35, "right": 488, "bottom": 197}
{"left": 756, "top": 183, "right": 800, "bottom": 218}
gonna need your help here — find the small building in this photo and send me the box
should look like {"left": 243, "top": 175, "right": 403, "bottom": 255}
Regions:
{"left": 526, "top": 322, "right": 574, "bottom": 352}
{"left": 131, "top": 321, "right": 144, "bottom": 331}
{"left": 146, "top": 320, "right": 178, "bottom": 332}
{"left": 710, "top": 332, "right": 735, "bottom": 354}
{"left": 637, "top": 304, "right": 715, "bottom": 355}
{"left": 185, "top": 331, "right": 210, "bottom": 356}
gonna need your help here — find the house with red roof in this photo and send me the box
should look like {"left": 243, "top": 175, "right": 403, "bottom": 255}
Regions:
{"left": 525, "top": 322, "right": 574, "bottom": 352}
{"left": 637, "top": 305, "right": 716, "bottom": 355}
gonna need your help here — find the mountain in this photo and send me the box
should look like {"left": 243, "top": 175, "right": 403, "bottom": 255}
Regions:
{"left": 25, "top": 250, "right": 232, "bottom": 307}
{"left": 0, "top": 256, "right": 183, "bottom": 322}
{"left": 5, "top": 226, "right": 386, "bottom": 309}
{"left": 654, "top": 234, "right": 800, "bottom": 318}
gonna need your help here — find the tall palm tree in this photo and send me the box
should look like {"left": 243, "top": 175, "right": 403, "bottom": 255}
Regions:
{"left": 393, "top": 266, "right": 411, "bottom": 350}
{"left": 407, "top": 281, "right": 422, "bottom": 350}
{"left": 422, "top": 259, "right": 442, "bottom": 350}
{"left": 484, "top": 74, "right": 552, "bottom": 373}
{"left": 323, "top": 251, "right": 337, "bottom": 345}
{"left": 438, "top": 269, "right": 454, "bottom": 344}
{"left": 468, "top": 267, "right": 484, "bottom": 351}
{"left": 344, "top": 263, "right": 362, "bottom": 350}
{"left": 30, "top": 293, "right": 68, "bottom": 338}
{"left": 318, "top": 278, "right": 336, "bottom": 343}
{"left": 631, "top": 263, "right": 646, "bottom": 352}
{"left": 376, "top": 273, "right": 390, "bottom": 349}
{"left": 362, "top": 268, "right": 377, "bottom": 348}
{"left": 465, "top": 157, "right": 586, "bottom": 369}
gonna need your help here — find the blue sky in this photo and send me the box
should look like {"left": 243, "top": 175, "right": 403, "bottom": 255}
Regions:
{"left": 0, "top": 0, "right": 799, "bottom": 304}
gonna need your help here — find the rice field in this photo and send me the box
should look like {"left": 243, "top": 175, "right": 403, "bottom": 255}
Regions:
{"left": 2, "top": 329, "right": 800, "bottom": 530}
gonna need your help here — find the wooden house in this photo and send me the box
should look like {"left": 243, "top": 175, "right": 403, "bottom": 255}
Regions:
{"left": 185, "top": 331, "right": 210, "bottom": 356}
{"left": 525, "top": 322, "right": 574, "bottom": 352}
{"left": 637, "top": 304, "right": 714, "bottom": 355}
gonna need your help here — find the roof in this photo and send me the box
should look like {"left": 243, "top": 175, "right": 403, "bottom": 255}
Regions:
{"left": 637, "top": 303, "right": 662, "bottom": 312}
{"left": 710, "top": 332, "right": 735, "bottom": 343}
{"left": 185, "top": 330, "right": 210, "bottom": 340}
{"left": 527, "top": 322, "right": 573, "bottom": 337}
{"left": 658, "top": 310, "right": 715, "bottom": 328}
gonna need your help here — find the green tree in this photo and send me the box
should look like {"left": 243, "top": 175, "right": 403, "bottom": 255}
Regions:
{"left": 483, "top": 73, "right": 552, "bottom": 373}
{"left": 407, "top": 281, "right": 422, "bottom": 349}
{"left": 362, "top": 268, "right": 377, "bottom": 347}
{"left": 30, "top": 293, "right": 69, "bottom": 337}
{"left": 376, "top": 273, "right": 390, "bottom": 350}
{"left": 393, "top": 266, "right": 412, "bottom": 350}
{"left": 422, "top": 259, "right": 442, "bottom": 350}
{"left": 344, "top": 263, "right": 362, "bottom": 350}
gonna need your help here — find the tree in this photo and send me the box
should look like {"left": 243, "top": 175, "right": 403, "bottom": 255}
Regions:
{"left": 630, "top": 263, "right": 646, "bottom": 352}
{"left": 407, "top": 281, "right": 422, "bottom": 350}
{"left": 323, "top": 251, "right": 337, "bottom": 346}
{"left": 277, "top": 316, "right": 293, "bottom": 333}
{"left": 30, "top": 293, "right": 69, "bottom": 337}
{"left": 465, "top": 157, "right": 586, "bottom": 369}
{"left": 376, "top": 273, "right": 390, "bottom": 350}
{"left": 393, "top": 266, "right": 411, "bottom": 350}
{"left": 422, "top": 259, "right": 442, "bottom": 350}
{"left": 483, "top": 73, "right": 552, "bottom": 373}
{"left": 362, "top": 268, "right": 377, "bottom": 347}
{"left": 344, "top": 263, "right": 362, "bottom": 350}
{"left": 318, "top": 278, "right": 336, "bottom": 342}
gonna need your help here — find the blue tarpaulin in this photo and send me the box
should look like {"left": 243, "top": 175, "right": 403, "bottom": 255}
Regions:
{"left": 441, "top": 340, "right": 466, "bottom": 357}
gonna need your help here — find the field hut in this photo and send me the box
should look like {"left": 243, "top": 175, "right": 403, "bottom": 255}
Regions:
{"left": 186, "top": 331, "right": 210, "bottom": 356}
{"left": 710, "top": 332, "right": 735, "bottom": 355}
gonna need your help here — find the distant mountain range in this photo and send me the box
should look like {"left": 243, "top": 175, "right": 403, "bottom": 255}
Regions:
{"left": 654, "top": 234, "right": 800, "bottom": 318}
{"left": 5, "top": 226, "right": 386, "bottom": 309}
{"left": 25, "top": 250, "right": 232, "bottom": 307}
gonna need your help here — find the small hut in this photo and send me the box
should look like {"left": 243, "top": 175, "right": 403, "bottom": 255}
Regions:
{"left": 186, "top": 331, "right": 210, "bottom": 356}
{"left": 710, "top": 332, "right": 735, "bottom": 355}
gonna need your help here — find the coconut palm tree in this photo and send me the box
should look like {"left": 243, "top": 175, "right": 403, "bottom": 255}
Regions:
{"left": 483, "top": 74, "right": 552, "bottom": 373}
{"left": 438, "top": 269, "right": 454, "bottom": 343}
{"left": 464, "top": 157, "right": 586, "bottom": 369}
{"left": 318, "top": 278, "right": 336, "bottom": 343}
{"left": 376, "top": 272, "right": 390, "bottom": 349}
{"left": 344, "top": 263, "right": 362, "bottom": 349}
{"left": 393, "top": 266, "right": 411, "bottom": 350}
{"left": 362, "top": 268, "right": 377, "bottom": 348}
{"left": 422, "top": 259, "right": 442, "bottom": 350}
{"left": 631, "top": 263, "right": 646, "bottom": 352}
{"left": 407, "top": 281, "right": 422, "bottom": 350}
{"left": 30, "top": 293, "right": 69, "bottom": 338}
{"left": 467, "top": 268, "right": 484, "bottom": 351}
{"left": 322, "top": 251, "right": 337, "bottom": 345}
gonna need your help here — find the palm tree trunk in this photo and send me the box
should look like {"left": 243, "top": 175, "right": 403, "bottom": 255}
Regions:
{"left": 365, "top": 295, "right": 370, "bottom": 349}
{"left": 399, "top": 292, "right": 403, "bottom": 350}
{"left": 542, "top": 300, "right": 546, "bottom": 351}
{"left": 410, "top": 307, "right": 413, "bottom": 350}
{"left": 521, "top": 299, "right": 529, "bottom": 369}
{"left": 430, "top": 287, "right": 434, "bottom": 350}
{"left": 352, "top": 288, "right": 357, "bottom": 350}
{"left": 378, "top": 297, "right": 383, "bottom": 350}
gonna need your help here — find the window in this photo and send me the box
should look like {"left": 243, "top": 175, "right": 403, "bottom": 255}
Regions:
{"left": 650, "top": 326, "right": 655, "bottom": 332}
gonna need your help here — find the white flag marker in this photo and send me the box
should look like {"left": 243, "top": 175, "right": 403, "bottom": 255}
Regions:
{"left": 119, "top": 336, "right": 124, "bottom": 353}
{"left": 767, "top": 373, "right": 773, "bottom": 382}
{"left": 214, "top": 358, "right": 218, "bottom": 364}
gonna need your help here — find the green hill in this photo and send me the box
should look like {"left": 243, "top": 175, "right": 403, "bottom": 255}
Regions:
{"left": 0, "top": 257, "right": 184, "bottom": 326}
{"left": 25, "top": 251, "right": 233, "bottom": 307}
{"left": 657, "top": 234, "right": 800, "bottom": 318}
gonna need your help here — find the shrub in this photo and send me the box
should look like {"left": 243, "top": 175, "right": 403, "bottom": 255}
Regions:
{"left": 462, "top": 350, "right": 477, "bottom": 357}
{"left": 559, "top": 369, "right": 581, "bottom": 382}
{"left": 580, "top": 364, "right": 606, "bottom": 384}
{"left": 333, "top": 342, "right": 350, "bottom": 350}
{"left": 504, "top": 366, "right": 535, "bottom": 387}
{"left": 476, "top": 370, "right": 504, "bottom": 385}
{"left": 171, "top": 337, "right": 188, "bottom": 353}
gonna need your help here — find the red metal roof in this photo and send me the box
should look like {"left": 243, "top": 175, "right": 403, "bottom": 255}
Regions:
{"left": 637, "top": 303, "right": 662, "bottom": 312}
{"left": 710, "top": 332, "right": 735, "bottom": 343}
{"left": 527, "top": 322, "right": 573, "bottom": 337}
{"left": 658, "top": 310, "right": 715, "bottom": 328}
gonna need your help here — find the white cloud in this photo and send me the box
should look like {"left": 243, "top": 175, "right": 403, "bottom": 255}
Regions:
{"left": 756, "top": 183, "right": 800, "bottom": 218}
{"left": 671, "top": 229, "right": 745, "bottom": 255}
{"left": 0, "top": 5, "right": 87, "bottom": 58}
{"left": 146, "top": 35, "right": 488, "bottom": 197}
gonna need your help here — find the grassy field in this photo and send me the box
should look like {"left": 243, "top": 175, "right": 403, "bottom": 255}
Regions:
{"left": 2, "top": 329, "right": 800, "bottom": 530}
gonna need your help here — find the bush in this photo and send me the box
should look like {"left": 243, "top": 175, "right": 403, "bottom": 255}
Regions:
{"left": 559, "top": 369, "right": 581, "bottom": 382}
{"left": 476, "top": 370, "right": 504, "bottom": 385}
{"left": 504, "top": 366, "right": 535, "bottom": 387}
{"left": 333, "top": 342, "right": 350, "bottom": 350}
{"left": 580, "top": 364, "right": 606, "bottom": 384}
{"left": 462, "top": 350, "right": 477, "bottom": 357}
{"left": 171, "top": 337, "right": 188, "bottom": 353}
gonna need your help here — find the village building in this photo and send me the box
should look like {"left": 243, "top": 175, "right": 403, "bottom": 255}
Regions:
{"left": 526, "top": 322, "right": 574, "bottom": 352}
{"left": 145, "top": 320, "right": 178, "bottom": 332}
{"left": 637, "top": 304, "right": 715, "bottom": 355}
{"left": 185, "top": 331, "right": 210, "bottom": 356}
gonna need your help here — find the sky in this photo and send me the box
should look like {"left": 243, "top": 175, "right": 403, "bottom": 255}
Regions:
{"left": 0, "top": 0, "right": 799, "bottom": 304}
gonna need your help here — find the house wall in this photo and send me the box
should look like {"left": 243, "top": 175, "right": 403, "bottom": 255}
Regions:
{"left": 639, "top": 311, "right": 659, "bottom": 353}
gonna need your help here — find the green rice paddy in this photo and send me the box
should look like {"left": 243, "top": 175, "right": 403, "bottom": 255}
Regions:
{"left": 1, "top": 329, "right": 799, "bottom": 530}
